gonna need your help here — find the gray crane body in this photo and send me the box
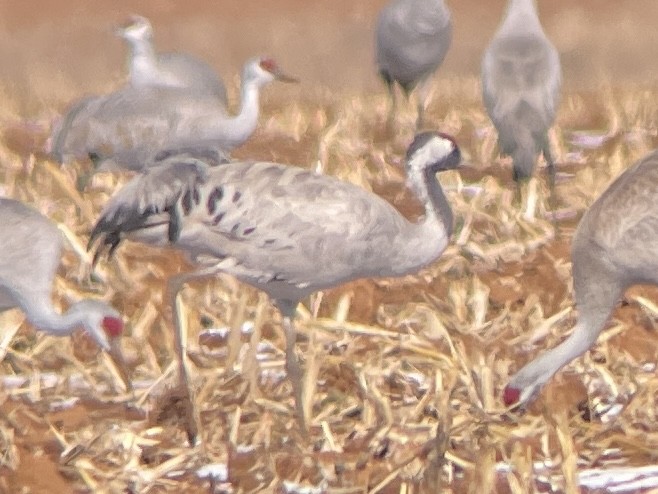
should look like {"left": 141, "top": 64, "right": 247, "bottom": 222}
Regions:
{"left": 131, "top": 52, "right": 228, "bottom": 104}
{"left": 376, "top": 0, "right": 452, "bottom": 126}
{"left": 117, "top": 15, "right": 228, "bottom": 105}
{"left": 51, "top": 87, "right": 229, "bottom": 171}
{"left": 50, "top": 57, "right": 294, "bottom": 172}
{"left": 376, "top": 0, "right": 452, "bottom": 92}
{"left": 91, "top": 147, "right": 458, "bottom": 306}
{"left": 0, "top": 199, "right": 64, "bottom": 314}
{"left": 482, "top": 0, "right": 561, "bottom": 181}
{"left": 505, "top": 149, "right": 658, "bottom": 406}
{"left": 90, "top": 131, "right": 460, "bottom": 437}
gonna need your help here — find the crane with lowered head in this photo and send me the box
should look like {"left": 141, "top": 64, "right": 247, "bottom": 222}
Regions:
{"left": 504, "top": 149, "right": 658, "bottom": 409}
{"left": 0, "top": 197, "right": 128, "bottom": 386}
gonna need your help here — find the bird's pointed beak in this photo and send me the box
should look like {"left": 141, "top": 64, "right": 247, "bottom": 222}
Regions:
{"left": 113, "top": 25, "right": 128, "bottom": 38}
{"left": 106, "top": 338, "right": 133, "bottom": 392}
{"left": 274, "top": 70, "right": 299, "bottom": 83}
{"left": 114, "top": 15, "right": 140, "bottom": 38}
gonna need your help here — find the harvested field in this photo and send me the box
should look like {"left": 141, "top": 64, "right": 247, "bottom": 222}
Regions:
{"left": 2, "top": 1, "right": 658, "bottom": 493}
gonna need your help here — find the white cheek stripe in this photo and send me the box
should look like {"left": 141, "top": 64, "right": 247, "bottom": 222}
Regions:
{"left": 410, "top": 136, "right": 453, "bottom": 170}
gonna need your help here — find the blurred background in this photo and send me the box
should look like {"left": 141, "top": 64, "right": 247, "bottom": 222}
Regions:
{"left": 1, "top": 0, "right": 657, "bottom": 115}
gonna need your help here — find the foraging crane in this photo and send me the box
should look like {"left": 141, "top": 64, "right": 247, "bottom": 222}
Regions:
{"left": 116, "top": 15, "right": 228, "bottom": 105}
{"left": 504, "top": 149, "right": 658, "bottom": 408}
{"left": 0, "top": 198, "right": 125, "bottom": 369}
{"left": 50, "top": 57, "right": 297, "bottom": 173}
{"left": 375, "top": 0, "right": 453, "bottom": 129}
{"left": 482, "top": 0, "right": 561, "bottom": 183}
{"left": 89, "top": 131, "right": 461, "bottom": 443}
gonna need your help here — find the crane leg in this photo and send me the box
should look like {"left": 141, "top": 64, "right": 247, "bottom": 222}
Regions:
{"left": 416, "top": 99, "right": 425, "bottom": 130}
{"left": 541, "top": 136, "right": 559, "bottom": 225}
{"left": 381, "top": 74, "right": 397, "bottom": 132}
{"left": 415, "top": 79, "right": 432, "bottom": 130}
{"left": 166, "top": 273, "right": 202, "bottom": 446}
{"left": 75, "top": 171, "right": 92, "bottom": 192}
{"left": 542, "top": 139, "right": 556, "bottom": 197}
{"left": 276, "top": 299, "right": 307, "bottom": 432}
{"left": 283, "top": 315, "right": 307, "bottom": 432}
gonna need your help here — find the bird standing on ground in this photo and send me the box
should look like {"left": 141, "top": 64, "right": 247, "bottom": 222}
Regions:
{"left": 0, "top": 198, "right": 125, "bottom": 366}
{"left": 89, "top": 131, "right": 461, "bottom": 443}
{"left": 50, "top": 57, "right": 297, "bottom": 174}
{"left": 116, "top": 14, "right": 228, "bottom": 105}
{"left": 504, "top": 149, "right": 658, "bottom": 408}
{"left": 375, "top": 0, "right": 453, "bottom": 129}
{"left": 482, "top": 0, "right": 561, "bottom": 183}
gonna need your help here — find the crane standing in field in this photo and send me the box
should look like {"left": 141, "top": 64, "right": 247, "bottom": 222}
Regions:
{"left": 482, "top": 0, "right": 561, "bottom": 183}
{"left": 504, "top": 150, "right": 658, "bottom": 408}
{"left": 50, "top": 57, "right": 297, "bottom": 175}
{"left": 0, "top": 198, "right": 126, "bottom": 377}
{"left": 375, "top": 0, "right": 453, "bottom": 129}
{"left": 90, "top": 131, "right": 461, "bottom": 443}
{"left": 116, "top": 14, "right": 228, "bottom": 105}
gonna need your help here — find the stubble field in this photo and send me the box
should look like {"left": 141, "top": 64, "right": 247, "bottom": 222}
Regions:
{"left": 1, "top": 1, "right": 658, "bottom": 493}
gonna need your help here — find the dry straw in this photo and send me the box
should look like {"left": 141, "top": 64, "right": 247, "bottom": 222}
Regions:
{"left": 1, "top": 76, "right": 658, "bottom": 493}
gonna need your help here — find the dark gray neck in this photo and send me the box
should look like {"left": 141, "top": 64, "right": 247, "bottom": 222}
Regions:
{"left": 424, "top": 167, "right": 453, "bottom": 237}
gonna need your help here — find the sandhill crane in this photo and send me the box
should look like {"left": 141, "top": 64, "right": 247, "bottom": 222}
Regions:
{"left": 504, "top": 149, "right": 658, "bottom": 408}
{"left": 89, "top": 131, "right": 461, "bottom": 443}
{"left": 482, "top": 0, "right": 561, "bottom": 183}
{"left": 50, "top": 57, "right": 297, "bottom": 174}
{"left": 116, "top": 15, "right": 228, "bottom": 106}
{"left": 375, "top": 0, "right": 453, "bottom": 129}
{"left": 0, "top": 198, "right": 125, "bottom": 372}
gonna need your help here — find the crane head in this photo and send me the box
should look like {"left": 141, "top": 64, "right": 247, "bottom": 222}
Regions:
{"left": 115, "top": 14, "right": 153, "bottom": 42}
{"left": 503, "top": 364, "right": 546, "bottom": 410}
{"left": 405, "top": 131, "right": 461, "bottom": 175}
{"left": 244, "top": 56, "right": 299, "bottom": 86}
{"left": 69, "top": 299, "right": 124, "bottom": 351}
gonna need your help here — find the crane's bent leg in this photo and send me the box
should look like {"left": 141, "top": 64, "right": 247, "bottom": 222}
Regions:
{"left": 166, "top": 273, "right": 201, "bottom": 446}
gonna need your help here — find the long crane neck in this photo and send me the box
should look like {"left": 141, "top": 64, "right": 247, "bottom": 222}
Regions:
{"left": 126, "top": 37, "right": 158, "bottom": 83}
{"left": 202, "top": 76, "right": 262, "bottom": 150}
{"left": 423, "top": 167, "right": 454, "bottom": 238}
{"left": 5, "top": 285, "right": 85, "bottom": 337}
{"left": 500, "top": 0, "right": 542, "bottom": 35}
{"left": 407, "top": 164, "right": 454, "bottom": 237}
{"left": 390, "top": 163, "right": 453, "bottom": 275}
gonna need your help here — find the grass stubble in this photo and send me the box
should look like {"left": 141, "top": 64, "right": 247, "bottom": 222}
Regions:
{"left": 0, "top": 75, "right": 658, "bottom": 493}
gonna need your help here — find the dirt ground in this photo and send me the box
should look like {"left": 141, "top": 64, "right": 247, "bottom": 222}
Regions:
{"left": 1, "top": 1, "right": 658, "bottom": 493}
